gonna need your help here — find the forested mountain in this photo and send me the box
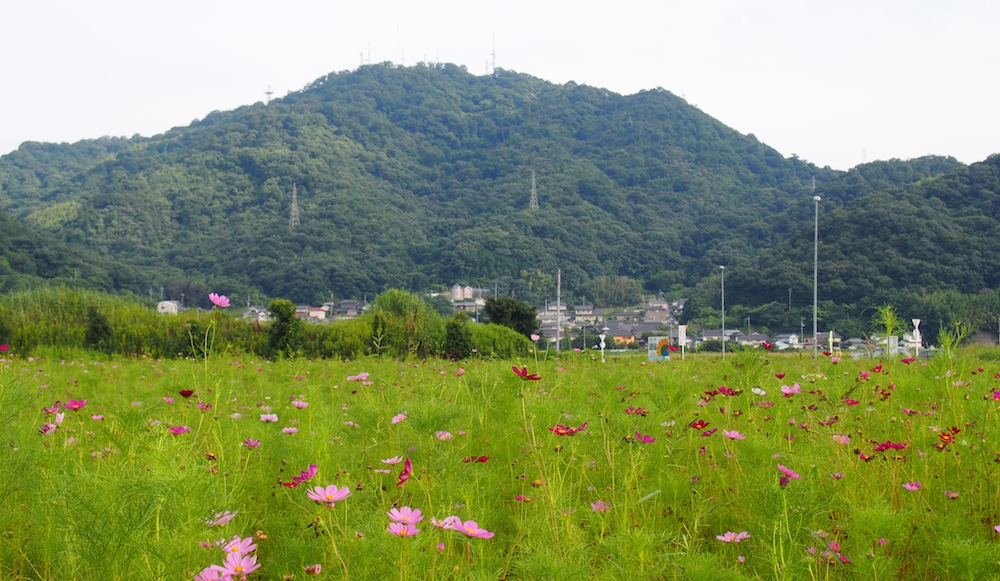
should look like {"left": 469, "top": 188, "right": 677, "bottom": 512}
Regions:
{"left": 0, "top": 206, "right": 144, "bottom": 294}
{"left": 0, "top": 62, "right": 995, "bottom": 337}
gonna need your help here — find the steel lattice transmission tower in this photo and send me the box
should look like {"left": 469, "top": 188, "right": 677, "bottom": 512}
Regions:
{"left": 529, "top": 170, "right": 539, "bottom": 210}
{"left": 289, "top": 183, "right": 300, "bottom": 229}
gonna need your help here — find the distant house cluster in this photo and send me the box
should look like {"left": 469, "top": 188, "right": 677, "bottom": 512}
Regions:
{"left": 157, "top": 299, "right": 367, "bottom": 324}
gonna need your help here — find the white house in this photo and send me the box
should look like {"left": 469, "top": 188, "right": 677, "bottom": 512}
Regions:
{"left": 157, "top": 300, "right": 182, "bottom": 315}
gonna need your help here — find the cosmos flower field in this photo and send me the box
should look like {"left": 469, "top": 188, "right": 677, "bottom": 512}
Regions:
{"left": 2, "top": 347, "right": 1000, "bottom": 580}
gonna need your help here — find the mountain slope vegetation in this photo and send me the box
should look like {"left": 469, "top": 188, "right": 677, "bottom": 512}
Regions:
{"left": 0, "top": 62, "right": 993, "bottom": 338}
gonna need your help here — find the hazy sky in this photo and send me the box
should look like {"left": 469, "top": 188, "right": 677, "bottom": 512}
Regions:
{"left": 3, "top": 0, "right": 997, "bottom": 170}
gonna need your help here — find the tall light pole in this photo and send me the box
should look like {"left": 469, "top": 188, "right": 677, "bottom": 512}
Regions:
{"left": 720, "top": 265, "right": 725, "bottom": 361}
{"left": 813, "top": 195, "right": 821, "bottom": 358}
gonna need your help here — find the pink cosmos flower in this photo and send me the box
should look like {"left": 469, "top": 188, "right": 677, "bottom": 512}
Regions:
{"left": 777, "top": 464, "right": 800, "bottom": 479}
{"left": 716, "top": 531, "right": 751, "bottom": 543}
{"left": 432, "top": 516, "right": 462, "bottom": 529}
{"left": 222, "top": 535, "right": 257, "bottom": 555}
{"left": 452, "top": 519, "right": 495, "bottom": 539}
{"left": 388, "top": 522, "right": 420, "bottom": 537}
{"left": 307, "top": 484, "right": 352, "bottom": 507}
{"left": 391, "top": 413, "right": 407, "bottom": 424}
{"left": 902, "top": 481, "right": 921, "bottom": 491}
{"left": 591, "top": 501, "right": 610, "bottom": 513}
{"left": 168, "top": 426, "right": 191, "bottom": 435}
{"left": 194, "top": 566, "right": 228, "bottom": 581}
{"left": 387, "top": 506, "right": 424, "bottom": 524}
{"left": 635, "top": 431, "right": 656, "bottom": 443}
{"left": 722, "top": 429, "right": 745, "bottom": 440}
{"left": 396, "top": 457, "right": 413, "bottom": 487}
{"left": 435, "top": 431, "right": 453, "bottom": 441}
{"left": 243, "top": 437, "right": 261, "bottom": 448}
{"left": 780, "top": 384, "right": 801, "bottom": 397}
{"left": 216, "top": 552, "right": 260, "bottom": 577}
{"left": 292, "top": 400, "right": 308, "bottom": 409}
{"left": 282, "top": 427, "right": 298, "bottom": 434}
{"left": 64, "top": 399, "right": 88, "bottom": 411}
{"left": 206, "top": 510, "right": 237, "bottom": 527}
{"left": 209, "top": 293, "right": 230, "bottom": 308}
{"left": 382, "top": 456, "right": 403, "bottom": 465}
{"left": 260, "top": 413, "right": 278, "bottom": 422}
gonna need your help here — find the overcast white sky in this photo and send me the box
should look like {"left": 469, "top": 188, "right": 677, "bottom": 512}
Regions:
{"left": 2, "top": 0, "right": 997, "bottom": 171}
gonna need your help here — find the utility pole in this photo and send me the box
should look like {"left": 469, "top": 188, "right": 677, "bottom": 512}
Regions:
{"left": 556, "top": 268, "right": 562, "bottom": 353}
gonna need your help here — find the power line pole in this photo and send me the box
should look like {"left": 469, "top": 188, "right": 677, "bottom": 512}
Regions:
{"left": 290, "top": 183, "right": 300, "bottom": 229}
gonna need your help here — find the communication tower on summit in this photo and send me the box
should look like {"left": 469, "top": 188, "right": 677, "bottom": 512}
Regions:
{"left": 529, "top": 170, "right": 539, "bottom": 210}
{"left": 290, "top": 183, "right": 300, "bottom": 229}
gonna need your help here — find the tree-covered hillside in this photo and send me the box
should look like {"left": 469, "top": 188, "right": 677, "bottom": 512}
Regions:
{"left": 0, "top": 62, "right": 992, "bottom": 334}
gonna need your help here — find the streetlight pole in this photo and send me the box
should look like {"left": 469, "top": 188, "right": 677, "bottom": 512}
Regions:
{"left": 720, "top": 265, "right": 725, "bottom": 361}
{"left": 813, "top": 195, "right": 821, "bottom": 358}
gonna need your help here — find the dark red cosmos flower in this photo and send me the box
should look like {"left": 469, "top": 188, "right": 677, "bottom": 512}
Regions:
{"left": 548, "top": 422, "right": 588, "bottom": 436}
{"left": 462, "top": 456, "right": 489, "bottom": 463}
{"left": 512, "top": 366, "right": 541, "bottom": 381}
{"left": 874, "top": 441, "right": 907, "bottom": 452}
{"left": 179, "top": 389, "right": 195, "bottom": 398}
{"left": 396, "top": 457, "right": 413, "bottom": 487}
{"left": 690, "top": 419, "right": 710, "bottom": 430}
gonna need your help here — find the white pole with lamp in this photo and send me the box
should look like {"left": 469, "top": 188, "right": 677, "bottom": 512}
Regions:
{"left": 813, "top": 195, "right": 821, "bottom": 359}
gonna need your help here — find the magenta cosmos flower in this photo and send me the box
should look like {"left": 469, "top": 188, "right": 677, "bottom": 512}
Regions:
{"left": 396, "top": 457, "right": 413, "bottom": 487}
{"left": 388, "top": 522, "right": 420, "bottom": 537}
{"left": 64, "top": 399, "right": 88, "bottom": 411}
{"left": 307, "top": 484, "right": 352, "bottom": 507}
{"left": 777, "top": 464, "right": 800, "bottom": 479}
{"left": 634, "top": 431, "right": 656, "bottom": 443}
{"left": 388, "top": 506, "right": 424, "bottom": 524}
{"left": 282, "top": 464, "right": 318, "bottom": 488}
{"left": 168, "top": 426, "right": 191, "bottom": 435}
{"left": 209, "top": 293, "right": 230, "bottom": 308}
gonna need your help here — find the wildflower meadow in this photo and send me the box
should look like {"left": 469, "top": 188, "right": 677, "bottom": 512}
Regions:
{"left": 3, "top": 344, "right": 1000, "bottom": 580}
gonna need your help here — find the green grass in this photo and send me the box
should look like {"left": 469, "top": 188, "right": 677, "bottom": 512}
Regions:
{"left": 2, "top": 348, "right": 1000, "bottom": 580}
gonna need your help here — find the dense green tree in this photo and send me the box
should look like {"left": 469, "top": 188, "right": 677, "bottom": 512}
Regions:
{"left": 443, "top": 312, "right": 475, "bottom": 359}
{"left": 483, "top": 296, "right": 539, "bottom": 338}
{"left": 266, "top": 298, "right": 304, "bottom": 358}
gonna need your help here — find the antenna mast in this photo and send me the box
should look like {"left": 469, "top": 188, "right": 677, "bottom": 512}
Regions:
{"left": 289, "top": 183, "right": 300, "bottom": 229}
{"left": 529, "top": 170, "right": 539, "bottom": 210}
{"left": 264, "top": 85, "right": 273, "bottom": 104}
